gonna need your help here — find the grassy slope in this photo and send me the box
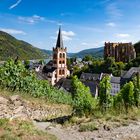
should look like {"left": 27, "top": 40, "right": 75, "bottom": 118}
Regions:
{"left": 0, "top": 31, "right": 47, "bottom": 60}
{"left": 0, "top": 118, "right": 57, "bottom": 140}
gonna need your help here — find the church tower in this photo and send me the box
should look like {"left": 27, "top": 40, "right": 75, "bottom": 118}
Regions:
{"left": 53, "top": 27, "right": 69, "bottom": 83}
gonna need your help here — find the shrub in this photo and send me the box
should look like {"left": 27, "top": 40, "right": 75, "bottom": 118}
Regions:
{"left": 71, "top": 76, "right": 95, "bottom": 116}
{"left": 0, "top": 59, "right": 72, "bottom": 105}
{"left": 79, "top": 122, "right": 98, "bottom": 132}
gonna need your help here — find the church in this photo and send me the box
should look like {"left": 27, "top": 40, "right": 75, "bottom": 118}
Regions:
{"left": 42, "top": 27, "right": 70, "bottom": 85}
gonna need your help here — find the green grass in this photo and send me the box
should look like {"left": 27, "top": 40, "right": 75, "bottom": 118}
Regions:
{"left": 79, "top": 122, "right": 98, "bottom": 132}
{"left": 0, "top": 119, "right": 57, "bottom": 140}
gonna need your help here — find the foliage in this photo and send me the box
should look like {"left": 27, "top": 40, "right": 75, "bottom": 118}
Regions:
{"left": 73, "top": 57, "right": 125, "bottom": 77}
{"left": 24, "top": 60, "right": 30, "bottom": 69}
{"left": 125, "top": 57, "right": 140, "bottom": 70}
{"left": 0, "top": 31, "right": 47, "bottom": 60}
{"left": 0, "top": 59, "right": 72, "bottom": 104}
{"left": 82, "top": 55, "right": 93, "bottom": 61}
{"left": 134, "top": 41, "right": 140, "bottom": 57}
{"left": 115, "top": 82, "right": 135, "bottom": 113}
{"left": 39, "top": 59, "right": 46, "bottom": 65}
{"left": 79, "top": 122, "right": 98, "bottom": 132}
{"left": 133, "top": 73, "right": 140, "bottom": 107}
{"left": 71, "top": 76, "right": 95, "bottom": 116}
{"left": 0, "top": 119, "right": 57, "bottom": 140}
{"left": 99, "top": 76, "right": 112, "bottom": 112}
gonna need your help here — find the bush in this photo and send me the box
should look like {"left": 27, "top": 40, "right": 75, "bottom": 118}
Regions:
{"left": 71, "top": 76, "right": 96, "bottom": 116}
{"left": 79, "top": 122, "right": 98, "bottom": 132}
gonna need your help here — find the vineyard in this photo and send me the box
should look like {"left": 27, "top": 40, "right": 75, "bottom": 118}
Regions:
{"left": 0, "top": 59, "right": 140, "bottom": 116}
{"left": 0, "top": 59, "right": 72, "bottom": 105}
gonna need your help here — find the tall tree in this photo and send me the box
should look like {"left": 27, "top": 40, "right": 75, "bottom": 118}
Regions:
{"left": 133, "top": 72, "right": 140, "bottom": 107}
{"left": 120, "top": 81, "right": 134, "bottom": 112}
{"left": 99, "top": 76, "right": 112, "bottom": 112}
{"left": 71, "top": 76, "right": 95, "bottom": 116}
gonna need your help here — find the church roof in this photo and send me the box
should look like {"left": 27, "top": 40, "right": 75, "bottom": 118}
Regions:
{"left": 56, "top": 27, "right": 63, "bottom": 48}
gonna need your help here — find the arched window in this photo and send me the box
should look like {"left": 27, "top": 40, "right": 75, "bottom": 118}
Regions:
{"left": 59, "top": 70, "right": 62, "bottom": 75}
{"left": 62, "top": 70, "right": 65, "bottom": 75}
{"left": 63, "top": 53, "right": 65, "bottom": 58}
{"left": 59, "top": 61, "right": 61, "bottom": 64}
{"left": 62, "top": 60, "right": 65, "bottom": 64}
{"left": 60, "top": 53, "right": 62, "bottom": 58}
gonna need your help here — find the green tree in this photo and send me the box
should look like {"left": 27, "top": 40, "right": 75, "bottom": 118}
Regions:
{"left": 71, "top": 76, "right": 95, "bottom": 116}
{"left": 82, "top": 55, "right": 93, "bottom": 61}
{"left": 99, "top": 76, "right": 112, "bottom": 112}
{"left": 24, "top": 60, "right": 30, "bottom": 69}
{"left": 120, "top": 81, "right": 134, "bottom": 112}
{"left": 39, "top": 59, "right": 46, "bottom": 65}
{"left": 133, "top": 73, "right": 140, "bottom": 107}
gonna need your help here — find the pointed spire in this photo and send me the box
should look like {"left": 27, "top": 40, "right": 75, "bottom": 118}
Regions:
{"left": 56, "top": 26, "right": 63, "bottom": 48}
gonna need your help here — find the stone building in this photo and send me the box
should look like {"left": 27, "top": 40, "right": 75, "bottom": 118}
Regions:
{"left": 42, "top": 27, "right": 70, "bottom": 85}
{"left": 104, "top": 42, "right": 136, "bottom": 62}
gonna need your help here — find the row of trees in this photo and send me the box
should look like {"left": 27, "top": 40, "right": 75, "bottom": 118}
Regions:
{"left": 68, "top": 55, "right": 140, "bottom": 77}
{"left": 99, "top": 74, "right": 140, "bottom": 113}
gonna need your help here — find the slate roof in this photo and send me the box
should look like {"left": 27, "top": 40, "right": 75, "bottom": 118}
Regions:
{"left": 80, "top": 72, "right": 100, "bottom": 81}
{"left": 55, "top": 78, "right": 98, "bottom": 96}
{"left": 121, "top": 67, "right": 140, "bottom": 79}
{"left": 56, "top": 27, "right": 63, "bottom": 48}
{"left": 42, "top": 60, "right": 56, "bottom": 74}
{"left": 111, "top": 76, "right": 120, "bottom": 84}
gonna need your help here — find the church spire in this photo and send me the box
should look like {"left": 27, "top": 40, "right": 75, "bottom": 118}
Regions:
{"left": 56, "top": 26, "right": 63, "bottom": 48}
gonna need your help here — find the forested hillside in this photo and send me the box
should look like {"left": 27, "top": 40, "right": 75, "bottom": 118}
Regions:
{"left": 0, "top": 31, "right": 47, "bottom": 60}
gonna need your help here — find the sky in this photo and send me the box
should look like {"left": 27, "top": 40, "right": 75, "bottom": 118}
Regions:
{"left": 0, "top": 0, "right": 140, "bottom": 52}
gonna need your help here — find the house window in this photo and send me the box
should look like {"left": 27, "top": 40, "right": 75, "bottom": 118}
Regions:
{"left": 59, "top": 70, "right": 62, "bottom": 75}
{"left": 62, "top": 60, "right": 65, "bottom": 64}
{"left": 63, "top": 53, "right": 65, "bottom": 58}
{"left": 62, "top": 70, "right": 65, "bottom": 75}
{"left": 59, "top": 61, "right": 61, "bottom": 64}
{"left": 60, "top": 53, "right": 62, "bottom": 58}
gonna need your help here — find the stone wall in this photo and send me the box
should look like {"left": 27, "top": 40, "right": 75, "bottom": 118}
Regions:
{"left": 104, "top": 42, "right": 136, "bottom": 62}
{"left": 0, "top": 95, "right": 72, "bottom": 121}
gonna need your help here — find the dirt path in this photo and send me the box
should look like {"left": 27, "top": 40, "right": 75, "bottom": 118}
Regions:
{"left": 34, "top": 121, "right": 140, "bottom": 140}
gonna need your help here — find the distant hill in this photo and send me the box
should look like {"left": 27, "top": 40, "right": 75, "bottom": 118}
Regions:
{"left": 0, "top": 30, "right": 104, "bottom": 60}
{"left": 44, "top": 47, "right": 104, "bottom": 58}
{"left": 0, "top": 31, "right": 47, "bottom": 60}
{"left": 69, "top": 47, "right": 104, "bottom": 58}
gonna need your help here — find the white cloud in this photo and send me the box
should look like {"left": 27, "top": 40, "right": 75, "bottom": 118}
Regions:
{"left": 107, "top": 3, "right": 122, "bottom": 19}
{"left": 81, "top": 42, "right": 89, "bottom": 46}
{"left": 62, "top": 31, "right": 75, "bottom": 41}
{"left": 18, "top": 15, "right": 58, "bottom": 25}
{"left": 106, "top": 22, "right": 116, "bottom": 27}
{"left": 55, "top": 30, "right": 75, "bottom": 41}
{"left": 81, "top": 42, "right": 102, "bottom": 47}
{"left": 9, "top": 0, "right": 22, "bottom": 10}
{"left": 62, "top": 31, "right": 75, "bottom": 37}
{"left": 0, "top": 28, "right": 26, "bottom": 35}
{"left": 18, "top": 15, "right": 45, "bottom": 24}
{"left": 116, "top": 33, "right": 130, "bottom": 38}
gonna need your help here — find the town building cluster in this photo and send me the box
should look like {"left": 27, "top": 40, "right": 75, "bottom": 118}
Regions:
{"left": 33, "top": 27, "right": 140, "bottom": 97}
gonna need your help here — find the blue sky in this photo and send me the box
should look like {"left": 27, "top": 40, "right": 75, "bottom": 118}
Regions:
{"left": 0, "top": 0, "right": 140, "bottom": 52}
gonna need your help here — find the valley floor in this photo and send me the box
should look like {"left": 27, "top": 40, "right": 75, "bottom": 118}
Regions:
{"left": 34, "top": 120, "right": 140, "bottom": 140}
